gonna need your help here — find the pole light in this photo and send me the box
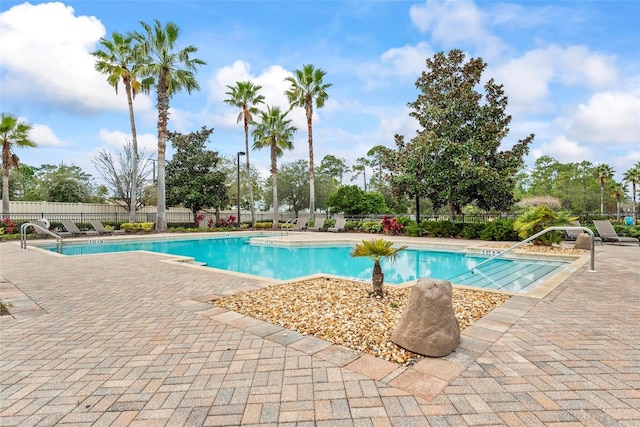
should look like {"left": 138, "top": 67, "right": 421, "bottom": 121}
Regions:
{"left": 237, "top": 151, "right": 246, "bottom": 228}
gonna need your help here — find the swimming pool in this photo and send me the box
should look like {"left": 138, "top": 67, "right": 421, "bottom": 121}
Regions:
{"left": 38, "top": 235, "right": 567, "bottom": 293}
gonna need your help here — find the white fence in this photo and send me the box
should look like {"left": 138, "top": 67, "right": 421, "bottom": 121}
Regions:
{"left": 6, "top": 201, "right": 299, "bottom": 225}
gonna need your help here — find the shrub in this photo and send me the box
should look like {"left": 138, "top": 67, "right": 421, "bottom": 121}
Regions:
{"left": 357, "top": 220, "right": 383, "bottom": 233}
{"left": 381, "top": 216, "right": 403, "bottom": 235}
{"left": 459, "top": 222, "right": 486, "bottom": 239}
{"left": 1, "top": 218, "right": 17, "bottom": 234}
{"left": 422, "top": 220, "right": 460, "bottom": 238}
{"left": 481, "top": 219, "right": 518, "bottom": 241}
{"left": 120, "top": 222, "right": 155, "bottom": 232}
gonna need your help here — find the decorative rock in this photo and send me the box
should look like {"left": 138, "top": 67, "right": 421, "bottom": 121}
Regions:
{"left": 391, "top": 279, "right": 460, "bottom": 357}
{"left": 574, "top": 234, "right": 592, "bottom": 250}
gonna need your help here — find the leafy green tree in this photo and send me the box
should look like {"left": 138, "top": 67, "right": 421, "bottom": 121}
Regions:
{"left": 366, "top": 145, "right": 393, "bottom": 191}
{"left": 327, "top": 185, "right": 389, "bottom": 215}
{"left": 165, "top": 126, "right": 228, "bottom": 222}
{"left": 134, "top": 20, "right": 206, "bottom": 230}
{"left": 224, "top": 81, "right": 265, "bottom": 226}
{"left": 1, "top": 113, "right": 37, "bottom": 215}
{"left": 319, "top": 154, "right": 349, "bottom": 184}
{"left": 34, "top": 163, "right": 99, "bottom": 203}
{"left": 219, "top": 155, "right": 264, "bottom": 211}
{"left": 92, "top": 140, "right": 154, "bottom": 211}
{"left": 351, "top": 157, "right": 369, "bottom": 191}
{"left": 623, "top": 162, "right": 640, "bottom": 216}
{"left": 314, "top": 167, "right": 339, "bottom": 215}
{"left": 349, "top": 238, "right": 407, "bottom": 297}
{"left": 391, "top": 50, "right": 534, "bottom": 219}
{"left": 264, "top": 160, "right": 309, "bottom": 216}
{"left": 285, "top": 64, "right": 332, "bottom": 221}
{"left": 93, "top": 31, "right": 144, "bottom": 222}
{"left": 594, "top": 163, "right": 614, "bottom": 214}
{"left": 8, "top": 164, "right": 37, "bottom": 200}
{"left": 252, "top": 106, "right": 297, "bottom": 228}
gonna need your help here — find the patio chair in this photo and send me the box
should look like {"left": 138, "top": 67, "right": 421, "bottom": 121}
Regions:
{"left": 30, "top": 220, "right": 71, "bottom": 238}
{"left": 292, "top": 216, "right": 308, "bottom": 231}
{"left": 328, "top": 217, "right": 347, "bottom": 233}
{"left": 308, "top": 218, "right": 325, "bottom": 232}
{"left": 89, "top": 219, "right": 126, "bottom": 236}
{"left": 593, "top": 220, "right": 639, "bottom": 246}
{"left": 61, "top": 219, "right": 99, "bottom": 237}
{"left": 564, "top": 221, "right": 601, "bottom": 245}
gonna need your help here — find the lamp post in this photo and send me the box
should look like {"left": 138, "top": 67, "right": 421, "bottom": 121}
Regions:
{"left": 237, "top": 151, "right": 245, "bottom": 228}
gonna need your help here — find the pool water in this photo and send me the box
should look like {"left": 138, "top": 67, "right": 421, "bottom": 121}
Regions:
{"left": 40, "top": 236, "right": 565, "bottom": 293}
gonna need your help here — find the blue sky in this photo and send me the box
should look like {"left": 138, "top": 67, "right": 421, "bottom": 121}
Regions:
{"left": 1, "top": 0, "right": 639, "bottom": 194}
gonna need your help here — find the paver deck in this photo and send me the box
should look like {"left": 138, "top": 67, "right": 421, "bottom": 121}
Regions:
{"left": 1, "top": 234, "right": 638, "bottom": 426}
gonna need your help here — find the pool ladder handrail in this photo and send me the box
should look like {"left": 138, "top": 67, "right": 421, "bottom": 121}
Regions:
{"left": 472, "top": 226, "right": 596, "bottom": 273}
{"left": 20, "top": 222, "right": 63, "bottom": 252}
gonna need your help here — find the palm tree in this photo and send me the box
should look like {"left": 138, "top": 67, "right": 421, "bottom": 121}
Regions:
{"left": 1, "top": 113, "right": 37, "bottom": 216}
{"left": 349, "top": 238, "right": 407, "bottom": 298}
{"left": 514, "top": 205, "right": 577, "bottom": 246}
{"left": 623, "top": 162, "right": 640, "bottom": 216}
{"left": 133, "top": 20, "right": 206, "bottom": 230}
{"left": 252, "top": 106, "right": 296, "bottom": 229}
{"left": 285, "top": 64, "right": 332, "bottom": 222}
{"left": 594, "top": 163, "right": 614, "bottom": 214}
{"left": 92, "top": 31, "right": 144, "bottom": 223}
{"left": 224, "top": 81, "right": 265, "bottom": 227}
{"left": 609, "top": 181, "right": 626, "bottom": 220}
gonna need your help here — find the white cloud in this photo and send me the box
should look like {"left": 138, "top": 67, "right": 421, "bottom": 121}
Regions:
{"left": 493, "top": 45, "right": 619, "bottom": 113}
{"left": 409, "top": 0, "right": 507, "bottom": 61}
{"left": 531, "top": 135, "right": 593, "bottom": 163}
{"left": 566, "top": 91, "right": 640, "bottom": 146}
{"left": 28, "top": 123, "right": 67, "bottom": 147}
{"left": 0, "top": 2, "right": 140, "bottom": 113}
{"left": 380, "top": 42, "right": 433, "bottom": 78}
{"left": 98, "top": 129, "right": 157, "bottom": 153}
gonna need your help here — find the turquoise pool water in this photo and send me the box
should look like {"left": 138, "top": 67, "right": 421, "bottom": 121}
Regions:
{"left": 40, "top": 236, "right": 566, "bottom": 293}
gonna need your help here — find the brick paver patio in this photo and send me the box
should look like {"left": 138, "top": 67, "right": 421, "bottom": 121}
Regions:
{"left": 1, "top": 235, "right": 638, "bottom": 426}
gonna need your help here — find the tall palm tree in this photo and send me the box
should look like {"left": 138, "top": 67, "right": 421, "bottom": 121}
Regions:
{"left": 224, "top": 81, "right": 265, "bottom": 227}
{"left": 623, "top": 162, "right": 640, "bottom": 216}
{"left": 133, "top": 20, "right": 206, "bottom": 230}
{"left": 252, "top": 106, "right": 296, "bottom": 229}
{"left": 609, "top": 181, "right": 626, "bottom": 220}
{"left": 1, "top": 113, "right": 37, "bottom": 216}
{"left": 594, "top": 163, "right": 614, "bottom": 214}
{"left": 285, "top": 64, "right": 331, "bottom": 222}
{"left": 349, "top": 238, "right": 407, "bottom": 298}
{"left": 92, "top": 31, "right": 144, "bottom": 223}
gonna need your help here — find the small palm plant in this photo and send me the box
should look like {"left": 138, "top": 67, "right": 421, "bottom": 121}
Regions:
{"left": 350, "top": 238, "right": 407, "bottom": 298}
{"left": 514, "top": 205, "right": 577, "bottom": 246}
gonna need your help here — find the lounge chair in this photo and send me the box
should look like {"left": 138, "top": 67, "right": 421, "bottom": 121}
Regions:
{"left": 308, "top": 218, "right": 325, "bottom": 232}
{"left": 89, "top": 219, "right": 125, "bottom": 236}
{"left": 593, "top": 220, "right": 639, "bottom": 246}
{"left": 61, "top": 219, "right": 99, "bottom": 237}
{"left": 292, "top": 217, "right": 308, "bottom": 231}
{"left": 328, "top": 217, "right": 346, "bottom": 233}
{"left": 564, "top": 221, "right": 601, "bottom": 245}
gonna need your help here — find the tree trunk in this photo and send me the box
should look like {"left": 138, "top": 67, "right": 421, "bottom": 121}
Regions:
{"left": 271, "top": 137, "right": 278, "bottom": 229}
{"left": 372, "top": 260, "right": 384, "bottom": 298}
{"left": 155, "top": 74, "right": 169, "bottom": 231}
{"left": 306, "top": 101, "right": 315, "bottom": 221}
{"left": 600, "top": 182, "right": 605, "bottom": 214}
{"left": 2, "top": 169, "right": 9, "bottom": 216}
{"left": 125, "top": 78, "right": 138, "bottom": 223}
{"left": 243, "top": 112, "right": 256, "bottom": 226}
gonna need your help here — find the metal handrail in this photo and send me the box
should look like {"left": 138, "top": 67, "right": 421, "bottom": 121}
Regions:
{"left": 20, "top": 222, "right": 63, "bottom": 252}
{"left": 473, "top": 226, "right": 596, "bottom": 273}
